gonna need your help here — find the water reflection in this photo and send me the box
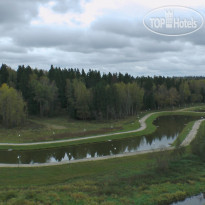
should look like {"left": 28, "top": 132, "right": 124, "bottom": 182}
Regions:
{"left": 171, "top": 193, "right": 205, "bottom": 205}
{"left": 0, "top": 115, "right": 199, "bottom": 164}
{"left": 194, "top": 109, "right": 205, "bottom": 112}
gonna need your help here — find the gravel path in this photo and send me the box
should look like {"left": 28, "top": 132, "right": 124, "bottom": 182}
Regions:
{"left": 0, "top": 113, "right": 154, "bottom": 146}
{"left": 181, "top": 119, "right": 205, "bottom": 146}
{"left": 0, "top": 117, "right": 203, "bottom": 168}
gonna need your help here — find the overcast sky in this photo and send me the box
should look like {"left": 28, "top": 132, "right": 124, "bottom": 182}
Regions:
{"left": 0, "top": 0, "right": 205, "bottom": 76}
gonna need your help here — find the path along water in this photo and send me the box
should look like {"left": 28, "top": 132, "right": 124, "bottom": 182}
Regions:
{"left": 0, "top": 114, "right": 203, "bottom": 167}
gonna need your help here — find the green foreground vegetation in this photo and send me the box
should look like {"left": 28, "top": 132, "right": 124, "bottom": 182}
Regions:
{"left": 0, "top": 149, "right": 204, "bottom": 205}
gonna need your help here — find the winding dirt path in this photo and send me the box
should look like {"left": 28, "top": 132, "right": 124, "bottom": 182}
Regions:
{"left": 0, "top": 116, "right": 204, "bottom": 168}
{"left": 0, "top": 113, "right": 154, "bottom": 146}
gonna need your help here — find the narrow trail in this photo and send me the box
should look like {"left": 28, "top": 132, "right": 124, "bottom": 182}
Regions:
{"left": 181, "top": 119, "right": 204, "bottom": 146}
{"left": 0, "top": 113, "right": 154, "bottom": 146}
{"left": 0, "top": 117, "right": 204, "bottom": 168}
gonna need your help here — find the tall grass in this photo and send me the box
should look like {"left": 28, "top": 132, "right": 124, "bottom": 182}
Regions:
{"left": 191, "top": 121, "right": 205, "bottom": 161}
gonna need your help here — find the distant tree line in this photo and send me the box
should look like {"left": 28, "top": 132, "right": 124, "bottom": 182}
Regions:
{"left": 0, "top": 63, "right": 205, "bottom": 126}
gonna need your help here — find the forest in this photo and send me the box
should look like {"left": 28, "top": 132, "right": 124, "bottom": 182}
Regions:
{"left": 0, "top": 64, "right": 205, "bottom": 127}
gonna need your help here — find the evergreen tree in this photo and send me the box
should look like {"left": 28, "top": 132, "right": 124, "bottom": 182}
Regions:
{"left": 0, "top": 64, "right": 9, "bottom": 85}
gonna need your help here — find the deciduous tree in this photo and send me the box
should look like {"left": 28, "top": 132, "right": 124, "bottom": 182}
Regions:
{"left": 30, "top": 76, "right": 58, "bottom": 117}
{"left": 0, "top": 84, "right": 26, "bottom": 127}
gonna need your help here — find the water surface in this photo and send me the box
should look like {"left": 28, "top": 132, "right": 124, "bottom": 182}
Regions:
{"left": 170, "top": 193, "right": 205, "bottom": 205}
{"left": 0, "top": 115, "right": 199, "bottom": 164}
{"left": 194, "top": 109, "right": 205, "bottom": 112}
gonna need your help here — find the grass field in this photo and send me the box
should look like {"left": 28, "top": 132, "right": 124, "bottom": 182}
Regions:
{"left": 0, "top": 150, "right": 204, "bottom": 205}
{"left": 0, "top": 115, "right": 142, "bottom": 143}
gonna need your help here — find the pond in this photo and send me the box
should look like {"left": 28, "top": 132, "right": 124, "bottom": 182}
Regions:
{"left": 170, "top": 193, "right": 205, "bottom": 205}
{"left": 0, "top": 115, "right": 199, "bottom": 164}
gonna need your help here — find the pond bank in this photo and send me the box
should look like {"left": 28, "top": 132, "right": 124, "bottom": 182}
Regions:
{"left": 0, "top": 118, "right": 204, "bottom": 167}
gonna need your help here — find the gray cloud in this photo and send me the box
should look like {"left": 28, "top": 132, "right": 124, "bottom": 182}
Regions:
{"left": 0, "top": 0, "right": 51, "bottom": 27}
{"left": 0, "top": 1, "right": 204, "bottom": 76}
{"left": 12, "top": 26, "right": 131, "bottom": 52}
{"left": 52, "top": 0, "right": 83, "bottom": 13}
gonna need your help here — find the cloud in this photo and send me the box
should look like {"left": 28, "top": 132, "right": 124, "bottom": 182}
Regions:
{"left": 0, "top": 0, "right": 204, "bottom": 77}
{"left": 51, "top": 0, "right": 83, "bottom": 13}
{"left": 0, "top": 0, "right": 50, "bottom": 26}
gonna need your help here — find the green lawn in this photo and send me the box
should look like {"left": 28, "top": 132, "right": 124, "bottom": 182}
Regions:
{"left": 0, "top": 150, "right": 204, "bottom": 205}
{"left": 0, "top": 115, "right": 142, "bottom": 143}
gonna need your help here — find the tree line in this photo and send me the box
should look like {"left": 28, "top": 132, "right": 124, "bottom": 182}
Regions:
{"left": 0, "top": 64, "right": 205, "bottom": 127}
